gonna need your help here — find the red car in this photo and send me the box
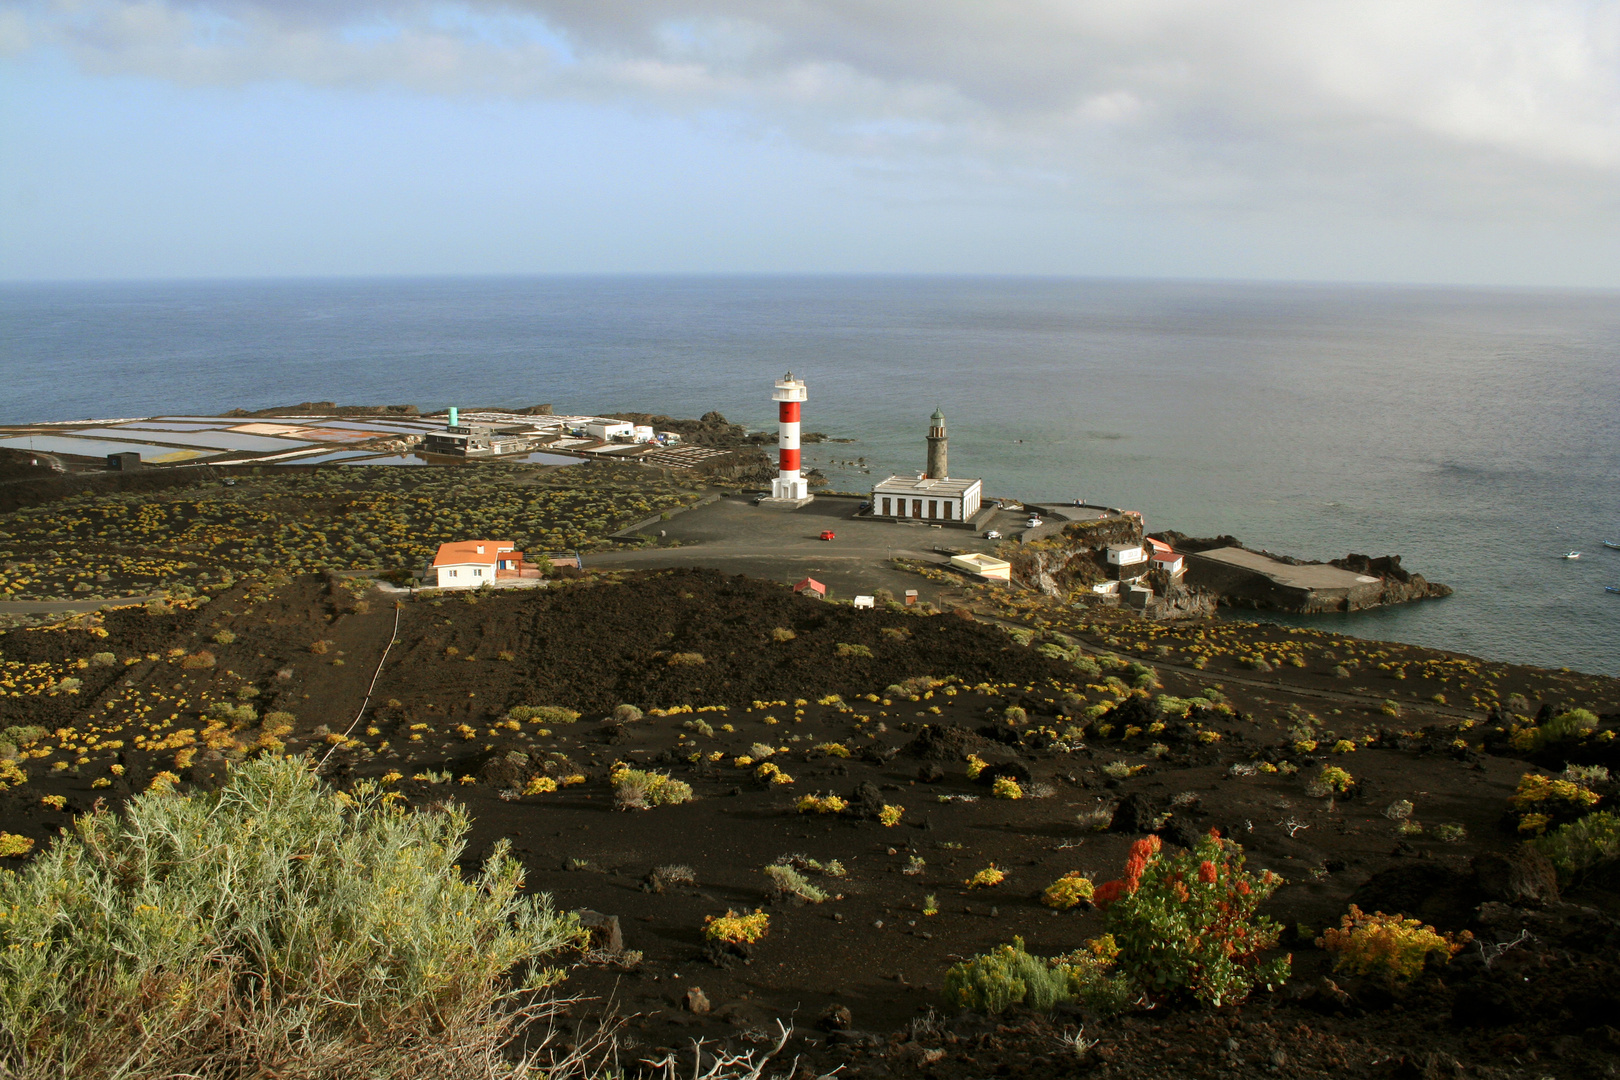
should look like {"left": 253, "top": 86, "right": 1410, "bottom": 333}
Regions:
{"left": 819, "top": 530, "right": 836, "bottom": 541}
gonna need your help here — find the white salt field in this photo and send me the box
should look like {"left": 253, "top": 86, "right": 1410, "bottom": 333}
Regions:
{"left": 0, "top": 410, "right": 689, "bottom": 473}
{"left": 69, "top": 428, "right": 314, "bottom": 452}
{"left": 0, "top": 435, "right": 221, "bottom": 461}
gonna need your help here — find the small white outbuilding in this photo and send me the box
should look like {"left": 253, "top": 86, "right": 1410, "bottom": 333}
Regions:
{"left": 949, "top": 552, "right": 1011, "bottom": 581}
{"left": 584, "top": 421, "right": 635, "bottom": 441}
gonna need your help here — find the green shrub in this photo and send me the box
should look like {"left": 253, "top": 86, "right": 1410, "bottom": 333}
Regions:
{"left": 212, "top": 630, "right": 236, "bottom": 645}
{"left": 1037, "top": 641, "right": 1077, "bottom": 663}
{"left": 943, "top": 936, "right": 1127, "bottom": 1015}
{"left": 609, "top": 767, "right": 693, "bottom": 809}
{"left": 0, "top": 756, "right": 582, "bottom": 1079}
{"left": 834, "top": 643, "right": 872, "bottom": 659}
{"left": 1096, "top": 832, "right": 1289, "bottom": 1007}
{"left": 0, "top": 727, "right": 46, "bottom": 749}
{"left": 1529, "top": 811, "right": 1620, "bottom": 882}
{"left": 1153, "top": 695, "right": 1193, "bottom": 719}
{"left": 505, "top": 705, "right": 581, "bottom": 725}
{"left": 764, "top": 864, "right": 827, "bottom": 903}
{"left": 205, "top": 701, "right": 257, "bottom": 725}
{"left": 89, "top": 653, "right": 116, "bottom": 668}
{"left": 611, "top": 704, "right": 643, "bottom": 723}
{"left": 1541, "top": 708, "right": 1600, "bottom": 743}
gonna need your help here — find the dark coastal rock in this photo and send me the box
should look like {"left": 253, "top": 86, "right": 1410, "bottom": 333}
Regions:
{"left": 1349, "top": 863, "right": 1482, "bottom": 932}
{"left": 851, "top": 781, "right": 887, "bottom": 818}
{"left": 972, "top": 759, "right": 1032, "bottom": 787}
{"left": 1110, "top": 792, "right": 1159, "bottom": 834}
{"left": 1332, "top": 553, "right": 1454, "bottom": 604}
{"left": 184, "top": 749, "right": 229, "bottom": 791}
{"left": 1104, "top": 694, "right": 1155, "bottom": 731}
{"left": 472, "top": 748, "right": 533, "bottom": 788}
{"left": 577, "top": 909, "right": 624, "bottom": 954}
{"left": 902, "top": 723, "right": 994, "bottom": 761}
{"left": 816, "top": 1003, "right": 852, "bottom": 1032}
{"left": 1473, "top": 848, "right": 1560, "bottom": 907}
{"left": 1157, "top": 814, "right": 1205, "bottom": 851}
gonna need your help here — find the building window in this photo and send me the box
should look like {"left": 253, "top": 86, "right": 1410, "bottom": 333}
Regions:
{"left": 473, "top": 568, "right": 483, "bottom": 577}
{"left": 448, "top": 569, "right": 457, "bottom": 577}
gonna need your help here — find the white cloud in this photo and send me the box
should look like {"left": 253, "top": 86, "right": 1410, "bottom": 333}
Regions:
{"left": 8, "top": 0, "right": 1620, "bottom": 218}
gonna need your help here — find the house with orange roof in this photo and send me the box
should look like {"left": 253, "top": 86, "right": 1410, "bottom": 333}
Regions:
{"left": 430, "top": 540, "right": 532, "bottom": 589}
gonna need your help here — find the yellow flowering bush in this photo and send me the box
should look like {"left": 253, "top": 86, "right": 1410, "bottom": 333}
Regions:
{"left": 992, "top": 776, "right": 1023, "bottom": 800}
{"left": 1317, "top": 906, "right": 1471, "bottom": 984}
{"left": 703, "top": 909, "right": 770, "bottom": 946}
{"left": 797, "top": 793, "right": 847, "bottom": 814}
{"left": 966, "top": 865, "right": 1006, "bottom": 889}
{"left": 0, "top": 833, "right": 34, "bottom": 858}
{"left": 1042, "top": 872, "right": 1095, "bottom": 910}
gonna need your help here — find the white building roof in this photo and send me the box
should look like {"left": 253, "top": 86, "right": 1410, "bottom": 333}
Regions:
{"left": 949, "top": 553, "right": 1011, "bottom": 579}
{"left": 873, "top": 475, "right": 981, "bottom": 497}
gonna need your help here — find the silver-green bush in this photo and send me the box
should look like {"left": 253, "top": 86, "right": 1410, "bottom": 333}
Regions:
{"left": 1529, "top": 810, "right": 1620, "bottom": 882}
{"left": 0, "top": 756, "right": 583, "bottom": 1079}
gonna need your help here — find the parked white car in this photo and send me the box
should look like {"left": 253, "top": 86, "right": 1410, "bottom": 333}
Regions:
{"left": 985, "top": 529, "right": 1002, "bottom": 540}
{"left": 1026, "top": 516, "right": 1043, "bottom": 528}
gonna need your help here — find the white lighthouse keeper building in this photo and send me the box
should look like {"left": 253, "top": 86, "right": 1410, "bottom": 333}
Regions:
{"left": 761, "top": 372, "right": 814, "bottom": 506}
{"left": 871, "top": 408, "right": 982, "bottom": 525}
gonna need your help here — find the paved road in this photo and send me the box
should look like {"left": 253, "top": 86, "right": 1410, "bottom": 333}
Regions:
{"left": 588, "top": 494, "right": 992, "bottom": 602}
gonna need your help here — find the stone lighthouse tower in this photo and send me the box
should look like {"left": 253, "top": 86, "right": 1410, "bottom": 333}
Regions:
{"left": 926, "top": 407, "right": 948, "bottom": 479}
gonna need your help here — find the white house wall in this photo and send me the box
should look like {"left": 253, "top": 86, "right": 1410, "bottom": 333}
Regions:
{"left": 435, "top": 562, "right": 496, "bottom": 588}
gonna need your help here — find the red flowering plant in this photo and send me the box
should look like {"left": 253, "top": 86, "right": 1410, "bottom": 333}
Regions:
{"left": 1096, "top": 831, "right": 1290, "bottom": 1006}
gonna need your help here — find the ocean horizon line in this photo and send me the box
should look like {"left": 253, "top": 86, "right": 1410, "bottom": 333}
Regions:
{"left": 5, "top": 271, "right": 1620, "bottom": 297}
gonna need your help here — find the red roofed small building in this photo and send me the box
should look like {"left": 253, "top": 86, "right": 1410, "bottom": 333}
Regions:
{"left": 1149, "top": 548, "right": 1185, "bottom": 577}
{"left": 792, "top": 577, "right": 826, "bottom": 597}
{"left": 431, "top": 540, "right": 531, "bottom": 588}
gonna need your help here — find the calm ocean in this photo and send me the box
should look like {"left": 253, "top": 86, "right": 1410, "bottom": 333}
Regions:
{"left": 2, "top": 276, "right": 1617, "bottom": 675}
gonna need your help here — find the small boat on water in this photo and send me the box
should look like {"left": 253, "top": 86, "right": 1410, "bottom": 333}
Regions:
{"left": 1605, "top": 540, "right": 1620, "bottom": 551}
{"left": 1563, "top": 551, "right": 1582, "bottom": 559}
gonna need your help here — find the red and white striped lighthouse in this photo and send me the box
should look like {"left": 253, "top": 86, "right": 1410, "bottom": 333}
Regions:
{"left": 769, "top": 371, "right": 809, "bottom": 502}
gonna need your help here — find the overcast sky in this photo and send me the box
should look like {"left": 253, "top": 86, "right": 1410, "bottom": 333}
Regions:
{"left": 2, "top": 0, "right": 1618, "bottom": 285}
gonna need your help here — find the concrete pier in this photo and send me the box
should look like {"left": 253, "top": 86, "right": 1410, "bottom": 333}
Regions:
{"left": 1184, "top": 546, "right": 1384, "bottom": 613}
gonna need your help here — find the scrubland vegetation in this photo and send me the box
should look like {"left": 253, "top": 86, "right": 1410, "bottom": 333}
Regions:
{"left": 0, "top": 467, "right": 694, "bottom": 602}
{"left": 0, "top": 756, "right": 582, "bottom": 1080}
{"left": 1, "top": 463, "right": 1618, "bottom": 1077}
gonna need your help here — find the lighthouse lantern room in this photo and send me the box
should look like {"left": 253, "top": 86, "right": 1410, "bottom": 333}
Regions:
{"left": 763, "top": 372, "right": 813, "bottom": 506}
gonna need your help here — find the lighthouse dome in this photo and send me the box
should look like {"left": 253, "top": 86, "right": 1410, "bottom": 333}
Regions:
{"left": 931, "top": 407, "right": 945, "bottom": 422}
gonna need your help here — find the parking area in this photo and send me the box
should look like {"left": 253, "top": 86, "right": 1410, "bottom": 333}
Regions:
{"left": 586, "top": 493, "right": 1001, "bottom": 603}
